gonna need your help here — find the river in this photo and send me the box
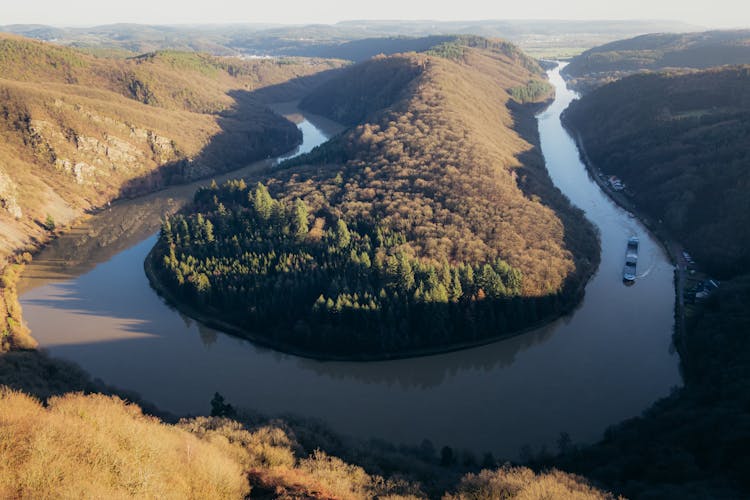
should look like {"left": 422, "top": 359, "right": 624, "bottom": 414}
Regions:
{"left": 18, "top": 66, "right": 681, "bottom": 459}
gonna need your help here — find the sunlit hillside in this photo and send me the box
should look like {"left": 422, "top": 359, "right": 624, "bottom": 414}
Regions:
{"left": 0, "top": 34, "right": 343, "bottom": 266}
{"left": 148, "top": 36, "right": 599, "bottom": 357}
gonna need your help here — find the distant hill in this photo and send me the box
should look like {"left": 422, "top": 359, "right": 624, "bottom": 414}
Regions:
{"left": 1, "top": 19, "right": 700, "bottom": 59}
{"left": 241, "top": 35, "right": 456, "bottom": 62}
{"left": 563, "top": 30, "right": 750, "bottom": 92}
{"left": 564, "top": 65, "right": 750, "bottom": 277}
{"left": 149, "top": 36, "right": 598, "bottom": 358}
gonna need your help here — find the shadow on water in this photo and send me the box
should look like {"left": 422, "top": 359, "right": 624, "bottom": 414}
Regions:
{"left": 116, "top": 68, "right": 344, "bottom": 198}
{"left": 21, "top": 232, "right": 565, "bottom": 390}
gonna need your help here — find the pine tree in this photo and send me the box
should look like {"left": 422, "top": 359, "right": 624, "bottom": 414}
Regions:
{"left": 253, "top": 182, "right": 274, "bottom": 221}
{"left": 335, "top": 219, "right": 351, "bottom": 249}
{"left": 292, "top": 198, "right": 309, "bottom": 241}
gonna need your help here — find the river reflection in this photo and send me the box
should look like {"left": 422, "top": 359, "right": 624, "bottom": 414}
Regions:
{"left": 20, "top": 78, "right": 681, "bottom": 459}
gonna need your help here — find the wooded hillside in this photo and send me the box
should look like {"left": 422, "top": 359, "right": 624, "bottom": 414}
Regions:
{"left": 564, "top": 66, "right": 750, "bottom": 278}
{"left": 554, "top": 64, "right": 750, "bottom": 500}
{"left": 0, "top": 34, "right": 343, "bottom": 264}
{"left": 563, "top": 30, "right": 750, "bottom": 92}
{"left": 0, "top": 34, "right": 344, "bottom": 351}
{"left": 150, "top": 38, "right": 599, "bottom": 357}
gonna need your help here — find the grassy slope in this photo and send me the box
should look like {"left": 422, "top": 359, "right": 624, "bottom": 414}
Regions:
{"left": 552, "top": 66, "right": 750, "bottom": 499}
{"left": 0, "top": 386, "right": 615, "bottom": 499}
{"left": 562, "top": 29, "right": 750, "bottom": 92}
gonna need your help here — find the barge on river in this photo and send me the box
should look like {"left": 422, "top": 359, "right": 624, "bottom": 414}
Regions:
{"left": 623, "top": 236, "right": 639, "bottom": 284}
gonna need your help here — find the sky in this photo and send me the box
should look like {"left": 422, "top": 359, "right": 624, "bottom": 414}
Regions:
{"left": 1, "top": 0, "right": 748, "bottom": 29}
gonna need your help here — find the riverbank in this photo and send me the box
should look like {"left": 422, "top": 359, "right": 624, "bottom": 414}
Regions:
{"left": 0, "top": 256, "right": 36, "bottom": 351}
{"left": 559, "top": 114, "right": 690, "bottom": 367}
{"left": 143, "top": 240, "right": 596, "bottom": 362}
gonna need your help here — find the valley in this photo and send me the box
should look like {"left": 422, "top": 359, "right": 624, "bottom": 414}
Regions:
{"left": 1, "top": 15, "right": 749, "bottom": 498}
{"left": 16, "top": 62, "right": 680, "bottom": 467}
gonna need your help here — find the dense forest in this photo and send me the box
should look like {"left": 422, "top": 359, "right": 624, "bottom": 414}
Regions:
{"left": 563, "top": 29, "right": 750, "bottom": 92}
{"left": 564, "top": 66, "right": 750, "bottom": 278}
{"left": 554, "top": 65, "right": 750, "bottom": 499}
{"left": 149, "top": 38, "right": 599, "bottom": 357}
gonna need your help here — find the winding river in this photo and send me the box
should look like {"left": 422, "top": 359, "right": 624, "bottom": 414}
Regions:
{"left": 18, "top": 65, "right": 681, "bottom": 459}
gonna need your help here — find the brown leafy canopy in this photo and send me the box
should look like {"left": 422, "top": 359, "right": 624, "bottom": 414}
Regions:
{"left": 150, "top": 39, "right": 598, "bottom": 356}
{"left": 564, "top": 66, "right": 750, "bottom": 278}
{"left": 287, "top": 44, "right": 596, "bottom": 297}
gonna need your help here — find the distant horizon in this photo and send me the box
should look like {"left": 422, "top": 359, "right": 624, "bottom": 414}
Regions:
{"left": 2, "top": 0, "right": 748, "bottom": 30}
{"left": 0, "top": 18, "right": 732, "bottom": 31}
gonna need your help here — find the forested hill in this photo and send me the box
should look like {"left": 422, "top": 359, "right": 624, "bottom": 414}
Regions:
{"left": 0, "top": 33, "right": 343, "bottom": 269}
{"left": 554, "top": 66, "right": 750, "bottom": 499}
{"left": 563, "top": 30, "right": 750, "bottom": 92}
{"left": 564, "top": 66, "right": 750, "bottom": 278}
{"left": 150, "top": 38, "right": 599, "bottom": 358}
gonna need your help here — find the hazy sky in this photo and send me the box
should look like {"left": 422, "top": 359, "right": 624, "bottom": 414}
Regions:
{"left": 1, "top": 0, "right": 748, "bottom": 28}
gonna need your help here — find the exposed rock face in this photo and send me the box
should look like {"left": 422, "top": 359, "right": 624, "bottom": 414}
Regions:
{"left": 0, "top": 169, "right": 22, "bottom": 219}
{"left": 36, "top": 116, "right": 176, "bottom": 186}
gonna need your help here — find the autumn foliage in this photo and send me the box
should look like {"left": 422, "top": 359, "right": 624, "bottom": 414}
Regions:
{"left": 151, "top": 39, "right": 598, "bottom": 357}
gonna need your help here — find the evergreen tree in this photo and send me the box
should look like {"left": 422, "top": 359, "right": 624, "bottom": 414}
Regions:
{"left": 335, "top": 219, "right": 351, "bottom": 249}
{"left": 253, "top": 182, "right": 274, "bottom": 220}
{"left": 292, "top": 198, "right": 310, "bottom": 241}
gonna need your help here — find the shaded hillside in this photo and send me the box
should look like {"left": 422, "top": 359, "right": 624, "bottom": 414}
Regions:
{"left": 247, "top": 35, "right": 456, "bottom": 62}
{"left": 149, "top": 39, "right": 598, "bottom": 358}
{"left": 548, "top": 274, "right": 750, "bottom": 499}
{"left": 550, "top": 65, "right": 750, "bottom": 500}
{"left": 0, "top": 34, "right": 343, "bottom": 264}
{"left": 563, "top": 66, "right": 750, "bottom": 278}
{"left": 563, "top": 30, "right": 750, "bottom": 92}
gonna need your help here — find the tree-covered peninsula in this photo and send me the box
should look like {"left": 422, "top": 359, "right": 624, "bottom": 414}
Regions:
{"left": 148, "top": 37, "right": 599, "bottom": 358}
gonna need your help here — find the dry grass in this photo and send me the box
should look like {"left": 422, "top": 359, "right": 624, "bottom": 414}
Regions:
{"left": 0, "top": 388, "right": 249, "bottom": 499}
{"left": 444, "top": 465, "right": 616, "bottom": 500}
{"left": 0, "top": 258, "right": 36, "bottom": 352}
{"left": 179, "top": 418, "right": 424, "bottom": 499}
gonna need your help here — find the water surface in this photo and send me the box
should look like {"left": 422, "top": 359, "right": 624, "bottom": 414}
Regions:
{"left": 20, "top": 77, "right": 681, "bottom": 458}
